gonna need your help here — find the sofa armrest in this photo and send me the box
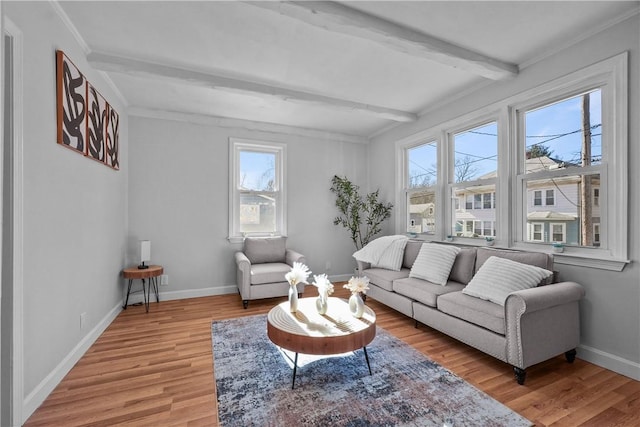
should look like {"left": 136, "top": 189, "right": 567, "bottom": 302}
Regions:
{"left": 505, "top": 281, "right": 585, "bottom": 369}
{"left": 356, "top": 260, "right": 371, "bottom": 275}
{"left": 285, "top": 249, "right": 306, "bottom": 266}
{"left": 234, "top": 252, "right": 252, "bottom": 298}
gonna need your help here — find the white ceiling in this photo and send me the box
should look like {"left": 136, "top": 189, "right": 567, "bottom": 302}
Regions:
{"left": 57, "top": 1, "right": 639, "bottom": 140}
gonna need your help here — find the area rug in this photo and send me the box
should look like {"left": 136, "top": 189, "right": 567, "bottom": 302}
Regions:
{"left": 212, "top": 314, "right": 532, "bottom": 427}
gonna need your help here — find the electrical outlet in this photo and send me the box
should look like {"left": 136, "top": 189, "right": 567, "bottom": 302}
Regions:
{"left": 160, "top": 274, "right": 169, "bottom": 286}
{"left": 80, "top": 312, "right": 87, "bottom": 330}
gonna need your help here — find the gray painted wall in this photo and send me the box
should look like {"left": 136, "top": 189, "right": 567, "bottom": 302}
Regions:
{"left": 369, "top": 15, "right": 640, "bottom": 379}
{"left": 127, "top": 117, "right": 368, "bottom": 297}
{"left": 4, "top": 0, "right": 129, "bottom": 418}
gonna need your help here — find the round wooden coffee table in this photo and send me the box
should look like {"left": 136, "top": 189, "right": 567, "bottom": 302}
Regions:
{"left": 267, "top": 296, "right": 376, "bottom": 388}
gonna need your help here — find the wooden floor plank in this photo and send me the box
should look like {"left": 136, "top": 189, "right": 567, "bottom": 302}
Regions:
{"left": 24, "top": 286, "right": 640, "bottom": 427}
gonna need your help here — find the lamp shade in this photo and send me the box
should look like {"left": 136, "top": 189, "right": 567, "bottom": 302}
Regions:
{"left": 140, "top": 240, "right": 151, "bottom": 263}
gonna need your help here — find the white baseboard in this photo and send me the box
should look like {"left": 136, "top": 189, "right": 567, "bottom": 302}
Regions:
{"left": 578, "top": 344, "right": 640, "bottom": 381}
{"left": 125, "top": 284, "right": 237, "bottom": 305}
{"left": 22, "top": 302, "right": 123, "bottom": 423}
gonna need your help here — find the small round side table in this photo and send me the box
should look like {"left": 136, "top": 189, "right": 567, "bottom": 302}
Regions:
{"left": 122, "top": 265, "right": 163, "bottom": 312}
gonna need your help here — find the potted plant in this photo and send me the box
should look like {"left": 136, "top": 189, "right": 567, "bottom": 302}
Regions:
{"left": 552, "top": 242, "right": 565, "bottom": 253}
{"left": 485, "top": 236, "right": 495, "bottom": 246}
{"left": 330, "top": 175, "right": 393, "bottom": 250}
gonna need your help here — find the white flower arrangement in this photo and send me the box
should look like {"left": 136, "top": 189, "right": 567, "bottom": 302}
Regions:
{"left": 285, "top": 262, "right": 311, "bottom": 287}
{"left": 344, "top": 276, "right": 370, "bottom": 295}
{"left": 312, "top": 274, "right": 334, "bottom": 299}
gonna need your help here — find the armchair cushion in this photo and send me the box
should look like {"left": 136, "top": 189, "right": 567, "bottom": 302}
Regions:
{"left": 243, "top": 237, "right": 286, "bottom": 264}
{"left": 250, "top": 263, "right": 291, "bottom": 285}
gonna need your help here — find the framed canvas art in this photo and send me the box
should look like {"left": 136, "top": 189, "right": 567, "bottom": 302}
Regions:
{"left": 56, "top": 50, "right": 86, "bottom": 153}
{"left": 86, "top": 82, "right": 107, "bottom": 163}
{"left": 105, "top": 105, "right": 120, "bottom": 170}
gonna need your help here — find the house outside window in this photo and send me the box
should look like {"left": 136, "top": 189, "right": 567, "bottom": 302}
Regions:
{"left": 229, "top": 139, "right": 285, "bottom": 241}
{"left": 545, "top": 190, "right": 555, "bottom": 206}
{"left": 593, "top": 188, "right": 600, "bottom": 207}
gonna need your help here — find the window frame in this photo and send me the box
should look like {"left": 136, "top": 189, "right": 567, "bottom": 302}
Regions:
{"left": 228, "top": 138, "right": 286, "bottom": 243}
{"left": 395, "top": 53, "right": 627, "bottom": 271}
{"left": 550, "top": 222, "right": 566, "bottom": 243}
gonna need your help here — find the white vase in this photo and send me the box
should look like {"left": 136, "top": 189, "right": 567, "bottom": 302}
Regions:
{"left": 315, "top": 294, "right": 328, "bottom": 315}
{"left": 349, "top": 293, "right": 365, "bottom": 318}
{"left": 288, "top": 285, "right": 298, "bottom": 313}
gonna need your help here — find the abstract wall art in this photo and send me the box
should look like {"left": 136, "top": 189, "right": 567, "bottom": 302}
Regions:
{"left": 86, "top": 82, "right": 107, "bottom": 163}
{"left": 106, "top": 106, "right": 120, "bottom": 170}
{"left": 55, "top": 50, "right": 120, "bottom": 170}
{"left": 56, "top": 50, "right": 86, "bottom": 154}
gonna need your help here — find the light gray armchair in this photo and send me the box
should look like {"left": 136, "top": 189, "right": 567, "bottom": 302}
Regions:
{"left": 235, "top": 237, "right": 306, "bottom": 309}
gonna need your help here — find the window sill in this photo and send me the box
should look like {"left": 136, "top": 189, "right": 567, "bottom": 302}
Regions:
{"left": 510, "top": 242, "right": 629, "bottom": 272}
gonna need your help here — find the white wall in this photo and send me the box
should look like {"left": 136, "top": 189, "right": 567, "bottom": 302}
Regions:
{"left": 4, "top": 1, "right": 128, "bottom": 422}
{"left": 128, "top": 116, "right": 368, "bottom": 299}
{"left": 370, "top": 15, "right": 640, "bottom": 379}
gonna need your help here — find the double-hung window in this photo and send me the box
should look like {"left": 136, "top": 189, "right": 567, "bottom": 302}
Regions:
{"left": 396, "top": 53, "right": 627, "bottom": 269}
{"left": 229, "top": 138, "right": 286, "bottom": 242}
{"left": 450, "top": 121, "right": 498, "bottom": 239}
{"left": 405, "top": 140, "right": 438, "bottom": 235}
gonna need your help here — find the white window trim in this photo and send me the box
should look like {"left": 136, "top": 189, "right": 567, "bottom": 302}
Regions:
{"left": 228, "top": 138, "right": 286, "bottom": 243}
{"left": 395, "top": 53, "right": 627, "bottom": 271}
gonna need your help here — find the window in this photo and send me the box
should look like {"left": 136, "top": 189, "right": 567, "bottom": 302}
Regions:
{"left": 550, "top": 223, "right": 566, "bottom": 242}
{"left": 533, "top": 190, "right": 542, "bottom": 206}
{"left": 229, "top": 139, "right": 285, "bottom": 241}
{"left": 483, "top": 193, "right": 492, "bottom": 209}
{"left": 530, "top": 223, "right": 544, "bottom": 242}
{"left": 396, "top": 53, "right": 627, "bottom": 269}
{"left": 451, "top": 121, "right": 498, "bottom": 240}
{"left": 520, "top": 90, "right": 603, "bottom": 248}
{"left": 545, "top": 190, "right": 555, "bottom": 206}
{"left": 405, "top": 141, "right": 438, "bottom": 234}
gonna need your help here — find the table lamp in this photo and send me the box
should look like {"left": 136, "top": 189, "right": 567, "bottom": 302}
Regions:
{"left": 139, "top": 240, "right": 151, "bottom": 269}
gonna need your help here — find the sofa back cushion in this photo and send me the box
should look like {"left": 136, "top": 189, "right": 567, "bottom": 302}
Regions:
{"left": 402, "top": 240, "right": 423, "bottom": 269}
{"left": 409, "top": 243, "right": 460, "bottom": 286}
{"left": 243, "top": 237, "right": 286, "bottom": 264}
{"left": 449, "top": 247, "right": 477, "bottom": 285}
{"left": 462, "top": 256, "right": 553, "bottom": 306}
{"left": 476, "top": 247, "right": 552, "bottom": 272}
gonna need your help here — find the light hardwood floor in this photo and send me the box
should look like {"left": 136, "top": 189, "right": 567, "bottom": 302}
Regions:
{"left": 25, "top": 286, "right": 640, "bottom": 426}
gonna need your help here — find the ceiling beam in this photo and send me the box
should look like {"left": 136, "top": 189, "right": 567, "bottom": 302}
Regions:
{"left": 87, "top": 52, "right": 417, "bottom": 123}
{"left": 246, "top": 1, "right": 518, "bottom": 80}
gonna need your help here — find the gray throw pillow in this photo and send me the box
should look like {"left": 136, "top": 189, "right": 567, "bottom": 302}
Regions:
{"left": 243, "top": 237, "right": 286, "bottom": 264}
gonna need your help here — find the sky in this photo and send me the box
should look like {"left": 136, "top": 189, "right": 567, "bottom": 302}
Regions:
{"left": 239, "top": 151, "right": 275, "bottom": 191}
{"left": 409, "top": 89, "right": 602, "bottom": 185}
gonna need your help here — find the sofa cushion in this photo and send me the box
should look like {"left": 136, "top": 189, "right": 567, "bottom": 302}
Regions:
{"left": 363, "top": 267, "right": 410, "bottom": 292}
{"left": 476, "top": 247, "right": 552, "bottom": 272}
{"left": 402, "top": 240, "right": 423, "bottom": 269}
{"left": 448, "top": 247, "right": 477, "bottom": 285}
{"left": 437, "top": 291, "right": 506, "bottom": 335}
{"left": 373, "top": 236, "right": 409, "bottom": 271}
{"left": 463, "top": 256, "right": 553, "bottom": 306}
{"left": 244, "top": 237, "right": 286, "bottom": 264}
{"left": 393, "top": 277, "right": 465, "bottom": 308}
{"left": 409, "top": 243, "right": 460, "bottom": 285}
{"left": 250, "top": 262, "right": 290, "bottom": 285}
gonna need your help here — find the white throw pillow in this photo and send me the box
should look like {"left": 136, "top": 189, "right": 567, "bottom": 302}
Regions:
{"left": 409, "top": 243, "right": 460, "bottom": 286}
{"left": 372, "top": 237, "right": 409, "bottom": 271}
{"left": 462, "top": 256, "right": 553, "bottom": 306}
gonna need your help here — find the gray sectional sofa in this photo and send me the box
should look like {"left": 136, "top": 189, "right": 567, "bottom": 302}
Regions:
{"left": 357, "top": 240, "right": 585, "bottom": 384}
